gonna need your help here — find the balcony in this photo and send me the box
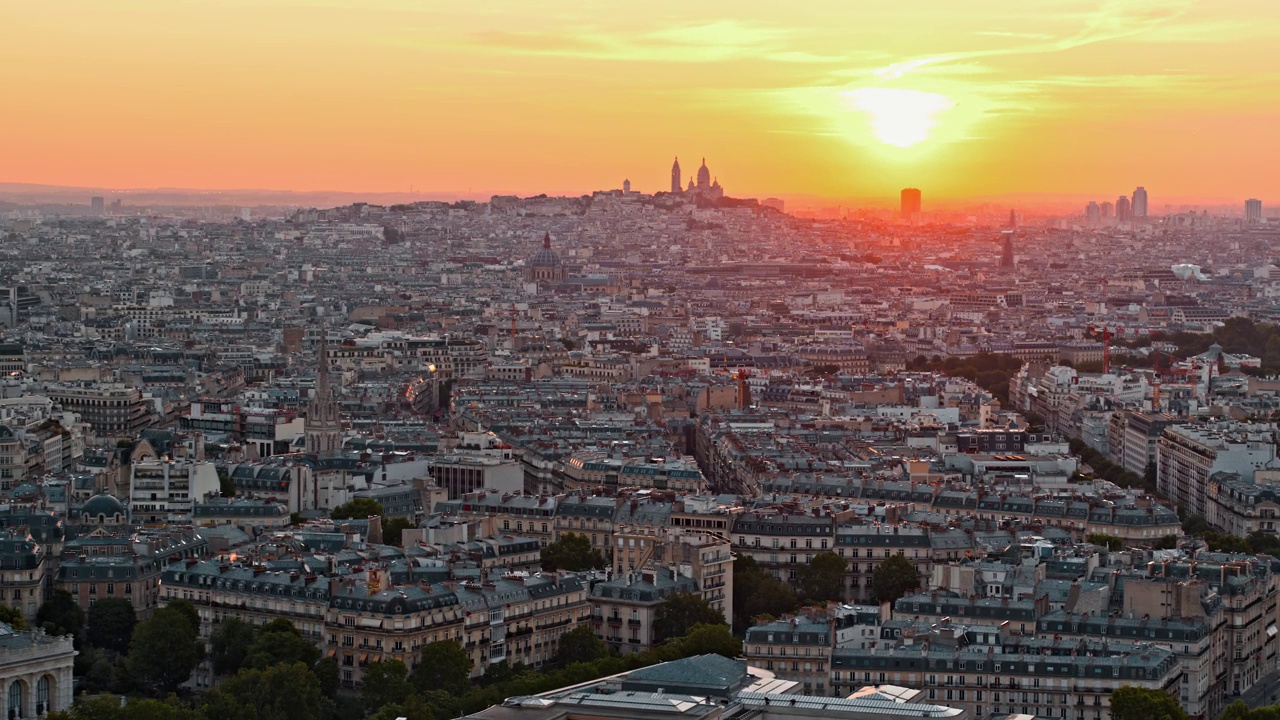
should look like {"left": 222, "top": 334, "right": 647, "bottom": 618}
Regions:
{"left": 627, "top": 619, "right": 642, "bottom": 627}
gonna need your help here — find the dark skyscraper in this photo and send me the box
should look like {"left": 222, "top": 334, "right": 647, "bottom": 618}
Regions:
{"left": 670, "top": 157, "right": 682, "bottom": 194}
{"left": 1246, "top": 198, "right": 1262, "bottom": 224}
{"left": 1116, "top": 195, "right": 1131, "bottom": 221}
{"left": 1000, "top": 234, "right": 1015, "bottom": 269}
{"left": 90, "top": 196, "right": 104, "bottom": 215}
{"left": 900, "top": 188, "right": 921, "bottom": 219}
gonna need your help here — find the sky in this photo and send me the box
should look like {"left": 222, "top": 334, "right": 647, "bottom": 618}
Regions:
{"left": 2, "top": 0, "right": 1278, "bottom": 204}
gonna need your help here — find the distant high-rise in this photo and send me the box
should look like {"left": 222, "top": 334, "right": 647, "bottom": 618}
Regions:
{"left": 1000, "top": 234, "right": 1015, "bottom": 269}
{"left": 90, "top": 196, "right": 104, "bottom": 216}
{"left": 1008, "top": 209, "right": 1017, "bottom": 228}
{"left": 622, "top": 179, "right": 631, "bottom": 194}
{"left": 1116, "top": 195, "right": 1132, "bottom": 221}
{"left": 1132, "top": 187, "right": 1149, "bottom": 218}
{"left": 670, "top": 157, "right": 682, "bottom": 194}
{"left": 1246, "top": 198, "right": 1263, "bottom": 224}
{"left": 1085, "top": 201, "right": 1100, "bottom": 225}
{"left": 900, "top": 188, "right": 921, "bottom": 219}
{"left": 1100, "top": 201, "right": 1114, "bottom": 218}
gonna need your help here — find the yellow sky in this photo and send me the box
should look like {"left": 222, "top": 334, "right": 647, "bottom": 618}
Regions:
{"left": 3, "top": 0, "right": 1278, "bottom": 203}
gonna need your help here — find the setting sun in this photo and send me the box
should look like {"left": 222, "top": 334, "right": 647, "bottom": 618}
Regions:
{"left": 844, "top": 88, "right": 954, "bottom": 149}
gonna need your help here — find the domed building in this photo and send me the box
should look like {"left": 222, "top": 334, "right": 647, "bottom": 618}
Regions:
{"left": 524, "top": 232, "right": 564, "bottom": 286}
{"left": 79, "top": 492, "right": 128, "bottom": 526}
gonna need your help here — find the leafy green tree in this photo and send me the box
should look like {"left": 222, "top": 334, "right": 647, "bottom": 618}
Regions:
{"left": 732, "top": 556, "right": 801, "bottom": 634}
{"left": 201, "top": 662, "right": 330, "bottom": 720}
{"left": 0, "top": 604, "right": 25, "bottom": 629}
{"left": 1153, "top": 535, "right": 1179, "bottom": 550}
{"left": 209, "top": 618, "right": 257, "bottom": 676}
{"left": 331, "top": 498, "right": 384, "bottom": 520}
{"left": 87, "top": 598, "right": 137, "bottom": 654}
{"left": 383, "top": 516, "right": 417, "bottom": 546}
{"left": 412, "top": 640, "right": 472, "bottom": 695}
{"left": 362, "top": 659, "right": 413, "bottom": 711}
{"left": 1109, "top": 686, "right": 1188, "bottom": 720}
{"left": 313, "top": 656, "right": 340, "bottom": 699}
{"left": 796, "top": 551, "right": 847, "bottom": 602}
{"left": 653, "top": 592, "right": 724, "bottom": 643}
{"left": 37, "top": 589, "right": 85, "bottom": 637}
{"left": 552, "top": 624, "right": 611, "bottom": 666}
{"left": 48, "top": 695, "right": 200, "bottom": 720}
{"left": 219, "top": 475, "right": 237, "bottom": 498}
{"left": 369, "top": 693, "right": 436, "bottom": 720}
{"left": 1182, "top": 514, "right": 1210, "bottom": 536}
{"left": 127, "top": 606, "right": 203, "bottom": 694}
{"left": 165, "top": 599, "right": 201, "bottom": 636}
{"left": 871, "top": 554, "right": 920, "bottom": 604}
{"left": 540, "top": 533, "right": 606, "bottom": 572}
{"left": 244, "top": 618, "right": 320, "bottom": 670}
{"left": 1086, "top": 533, "right": 1124, "bottom": 551}
{"left": 672, "top": 623, "right": 741, "bottom": 658}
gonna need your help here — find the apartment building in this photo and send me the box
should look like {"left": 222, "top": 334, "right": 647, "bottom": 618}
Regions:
{"left": 1157, "top": 423, "right": 1276, "bottom": 517}
{"left": 590, "top": 568, "right": 697, "bottom": 655}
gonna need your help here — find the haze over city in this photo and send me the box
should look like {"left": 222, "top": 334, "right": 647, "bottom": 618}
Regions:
{"left": 5, "top": 4, "right": 1280, "bottom": 720}
{"left": 3, "top": 0, "right": 1279, "bottom": 207}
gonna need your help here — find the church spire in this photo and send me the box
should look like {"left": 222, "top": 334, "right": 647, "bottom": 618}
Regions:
{"left": 543, "top": 232, "right": 551, "bottom": 249}
{"left": 307, "top": 340, "right": 341, "bottom": 456}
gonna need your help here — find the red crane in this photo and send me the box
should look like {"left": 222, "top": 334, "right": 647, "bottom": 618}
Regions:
{"left": 1088, "top": 325, "right": 1118, "bottom": 374}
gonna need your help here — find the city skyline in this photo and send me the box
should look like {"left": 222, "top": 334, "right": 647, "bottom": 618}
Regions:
{"left": 3, "top": 1, "right": 1279, "bottom": 203}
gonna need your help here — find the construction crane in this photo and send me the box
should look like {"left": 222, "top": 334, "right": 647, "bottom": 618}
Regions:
{"left": 1088, "top": 325, "right": 1117, "bottom": 374}
{"left": 1151, "top": 352, "right": 1164, "bottom": 413}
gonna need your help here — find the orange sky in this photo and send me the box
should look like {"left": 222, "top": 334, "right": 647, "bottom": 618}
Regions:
{"left": 3, "top": 1, "right": 1278, "bottom": 204}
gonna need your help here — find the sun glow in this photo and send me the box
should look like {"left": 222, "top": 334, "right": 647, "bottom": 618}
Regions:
{"left": 844, "top": 88, "right": 954, "bottom": 148}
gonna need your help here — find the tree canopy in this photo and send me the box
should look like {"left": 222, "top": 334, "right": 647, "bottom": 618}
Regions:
{"left": 331, "top": 497, "right": 384, "bottom": 520}
{"left": 1109, "top": 686, "right": 1188, "bottom": 720}
{"left": 412, "top": 640, "right": 472, "bottom": 695}
{"left": 87, "top": 598, "right": 137, "bottom": 654}
{"left": 540, "top": 533, "right": 606, "bottom": 572}
{"left": 362, "top": 659, "right": 413, "bottom": 712}
{"left": 128, "top": 606, "right": 204, "bottom": 694}
{"left": 552, "top": 624, "right": 611, "bottom": 666}
{"left": 796, "top": 552, "right": 847, "bottom": 603}
{"left": 382, "top": 516, "right": 417, "bottom": 546}
{"left": 244, "top": 618, "right": 320, "bottom": 670}
{"left": 201, "top": 661, "right": 329, "bottom": 720}
{"left": 871, "top": 554, "right": 921, "bottom": 605}
{"left": 653, "top": 592, "right": 725, "bottom": 643}
{"left": 37, "top": 589, "right": 85, "bottom": 637}
{"left": 732, "top": 556, "right": 800, "bottom": 634}
{"left": 209, "top": 618, "right": 257, "bottom": 676}
{"left": 0, "top": 604, "right": 25, "bottom": 629}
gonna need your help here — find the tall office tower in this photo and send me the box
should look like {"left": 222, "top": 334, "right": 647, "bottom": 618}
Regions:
{"left": 90, "top": 196, "right": 104, "bottom": 216}
{"left": 670, "top": 157, "right": 682, "bottom": 194}
{"left": 1100, "top": 201, "right": 1114, "bottom": 218}
{"left": 1008, "top": 209, "right": 1017, "bottom": 228}
{"left": 1132, "top": 187, "right": 1149, "bottom": 218}
{"left": 1246, "top": 198, "right": 1263, "bottom": 224}
{"left": 1116, "top": 195, "right": 1132, "bottom": 221}
{"left": 900, "top": 188, "right": 922, "bottom": 219}
{"left": 1085, "top": 201, "right": 1101, "bottom": 225}
{"left": 1000, "top": 234, "right": 1015, "bottom": 269}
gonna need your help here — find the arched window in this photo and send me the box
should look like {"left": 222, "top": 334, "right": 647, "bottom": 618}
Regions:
{"left": 37, "top": 675, "right": 49, "bottom": 713}
{"left": 8, "top": 681, "right": 22, "bottom": 716}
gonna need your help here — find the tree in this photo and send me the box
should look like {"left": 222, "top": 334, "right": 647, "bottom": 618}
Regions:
{"left": 87, "top": 598, "right": 137, "bottom": 654}
{"left": 313, "top": 656, "right": 340, "bottom": 699}
{"left": 37, "top": 589, "right": 85, "bottom": 637}
{"left": 362, "top": 659, "right": 413, "bottom": 711}
{"left": 1182, "top": 513, "right": 1210, "bottom": 536}
{"left": 0, "top": 604, "right": 25, "bottom": 629}
{"left": 540, "top": 533, "right": 606, "bottom": 572}
{"left": 672, "top": 623, "right": 741, "bottom": 658}
{"left": 383, "top": 516, "right": 417, "bottom": 546}
{"left": 552, "top": 624, "right": 611, "bottom": 666}
{"left": 219, "top": 474, "right": 237, "bottom": 498}
{"left": 1153, "top": 535, "right": 1179, "bottom": 550}
{"left": 732, "top": 556, "right": 800, "bottom": 635}
{"left": 369, "top": 694, "right": 436, "bottom": 720}
{"left": 653, "top": 592, "right": 725, "bottom": 644}
{"left": 411, "top": 640, "right": 472, "bottom": 695}
{"left": 1109, "top": 686, "right": 1188, "bottom": 720}
{"left": 128, "top": 606, "right": 203, "bottom": 694}
{"left": 165, "top": 599, "right": 201, "bottom": 636}
{"left": 201, "top": 662, "right": 329, "bottom": 720}
{"left": 1086, "top": 533, "right": 1124, "bottom": 552}
{"left": 796, "top": 552, "right": 847, "bottom": 603}
{"left": 49, "top": 695, "right": 200, "bottom": 720}
{"left": 210, "top": 618, "right": 257, "bottom": 676}
{"left": 871, "top": 554, "right": 920, "bottom": 605}
{"left": 331, "top": 498, "right": 384, "bottom": 520}
{"left": 244, "top": 618, "right": 320, "bottom": 670}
